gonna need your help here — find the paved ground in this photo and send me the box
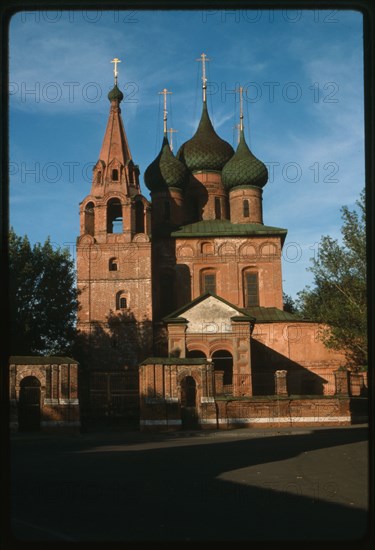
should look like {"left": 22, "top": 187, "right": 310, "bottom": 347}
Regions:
{"left": 6, "top": 424, "right": 372, "bottom": 544}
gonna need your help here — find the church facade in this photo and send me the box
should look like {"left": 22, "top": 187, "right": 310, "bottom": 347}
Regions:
{"left": 75, "top": 58, "right": 362, "bottom": 430}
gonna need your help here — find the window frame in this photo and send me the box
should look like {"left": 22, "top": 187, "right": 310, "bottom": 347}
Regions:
{"left": 116, "top": 291, "right": 128, "bottom": 311}
{"left": 214, "top": 197, "right": 221, "bottom": 220}
{"left": 243, "top": 199, "right": 250, "bottom": 218}
{"left": 109, "top": 258, "right": 118, "bottom": 271}
{"left": 243, "top": 270, "right": 259, "bottom": 307}
{"left": 200, "top": 269, "right": 217, "bottom": 295}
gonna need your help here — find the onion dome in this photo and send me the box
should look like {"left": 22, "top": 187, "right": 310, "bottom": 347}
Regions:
{"left": 144, "top": 136, "right": 188, "bottom": 192}
{"left": 176, "top": 102, "right": 234, "bottom": 171}
{"left": 222, "top": 129, "right": 268, "bottom": 189}
{"left": 108, "top": 84, "right": 124, "bottom": 102}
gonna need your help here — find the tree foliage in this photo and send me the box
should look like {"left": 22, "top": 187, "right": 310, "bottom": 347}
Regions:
{"left": 283, "top": 292, "right": 298, "bottom": 314}
{"left": 296, "top": 190, "right": 367, "bottom": 368}
{"left": 9, "top": 228, "right": 79, "bottom": 355}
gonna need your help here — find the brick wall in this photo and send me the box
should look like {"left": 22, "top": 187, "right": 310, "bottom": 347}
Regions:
{"left": 9, "top": 361, "right": 80, "bottom": 432}
{"left": 229, "top": 186, "right": 263, "bottom": 224}
{"left": 151, "top": 235, "right": 284, "bottom": 316}
{"left": 140, "top": 394, "right": 353, "bottom": 431}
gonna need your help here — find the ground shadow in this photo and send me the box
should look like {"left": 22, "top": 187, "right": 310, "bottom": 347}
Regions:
{"left": 9, "top": 425, "right": 370, "bottom": 544}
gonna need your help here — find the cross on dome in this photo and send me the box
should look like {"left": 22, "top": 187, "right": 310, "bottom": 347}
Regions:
{"left": 111, "top": 57, "right": 121, "bottom": 84}
{"left": 196, "top": 53, "right": 210, "bottom": 103}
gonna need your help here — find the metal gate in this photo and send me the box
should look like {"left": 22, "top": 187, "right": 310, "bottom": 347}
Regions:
{"left": 88, "top": 371, "right": 139, "bottom": 425}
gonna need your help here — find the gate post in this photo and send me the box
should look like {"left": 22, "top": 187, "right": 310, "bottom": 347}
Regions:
{"left": 334, "top": 369, "right": 349, "bottom": 396}
{"left": 275, "top": 370, "right": 288, "bottom": 396}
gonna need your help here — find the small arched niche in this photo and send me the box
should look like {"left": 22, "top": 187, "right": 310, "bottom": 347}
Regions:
{"left": 84, "top": 202, "right": 95, "bottom": 236}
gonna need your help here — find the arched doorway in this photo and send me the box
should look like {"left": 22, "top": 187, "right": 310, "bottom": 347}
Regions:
{"left": 212, "top": 350, "right": 233, "bottom": 388}
{"left": 180, "top": 376, "right": 198, "bottom": 430}
{"left": 18, "top": 376, "right": 41, "bottom": 432}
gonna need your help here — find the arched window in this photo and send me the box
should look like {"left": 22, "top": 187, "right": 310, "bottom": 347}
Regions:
{"left": 96, "top": 171, "right": 102, "bottom": 184}
{"left": 200, "top": 269, "right": 216, "bottom": 294}
{"left": 109, "top": 258, "right": 118, "bottom": 271}
{"left": 135, "top": 201, "right": 145, "bottom": 233}
{"left": 116, "top": 291, "right": 128, "bottom": 310}
{"left": 243, "top": 270, "right": 259, "bottom": 307}
{"left": 215, "top": 197, "right": 221, "bottom": 220}
{"left": 243, "top": 199, "right": 250, "bottom": 218}
{"left": 107, "top": 198, "right": 123, "bottom": 233}
{"left": 84, "top": 202, "right": 95, "bottom": 236}
{"left": 164, "top": 201, "right": 171, "bottom": 222}
{"left": 212, "top": 350, "right": 233, "bottom": 385}
{"left": 112, "top": 168, "right": 119, "bottom": 181}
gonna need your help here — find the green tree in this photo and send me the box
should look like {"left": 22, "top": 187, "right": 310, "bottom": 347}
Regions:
{"left": 296, "top": 190, "right": 367, "bottom": 368}
{"left": 283, "top": 292, "right": 298, "bottom": 314}
{"left": 9, "top": 228, "right": 79, "bottom": 355}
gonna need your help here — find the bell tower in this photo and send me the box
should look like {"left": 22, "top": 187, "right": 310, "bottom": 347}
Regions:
{"left": 76, "top": 58, "right": 152, "bottom": 424}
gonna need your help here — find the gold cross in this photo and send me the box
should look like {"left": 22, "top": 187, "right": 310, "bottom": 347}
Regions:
{"left": 158, "top": 88, "right": 172, "bottom": 134}
{"left": 111, "top": 58, "right": 121, "bottom": 83}
{"left": 235, "top": 85, "right": 244, "bottom": 131}
{"left": 196, "top": 53, "right": 210, "bottom": 102}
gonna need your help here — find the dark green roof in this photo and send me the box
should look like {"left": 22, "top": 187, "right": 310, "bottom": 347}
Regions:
{"left": 176, "top": 102, "right": 234, "bottom": 171}
{"left": 140, "top": 357, "right": 209, "bottom": 365}
{"left": 171, "top": 219, "right": 287, "bottom": 242}
{"left": 108, "top": 84, "right": 124, "bottom": 102}
{"left": 163, "top": 291, "right": 255, "bottom": 322}
{"left": 144, "top": 135, "right": 188, "bottom": 191}
{"left": 222, "top": 129, "right": 268, "bottom": 189}
{"left": 243, "top": 306, "right": 307, "bottom": 323}
{"left": 9, "top": 356, "right": 78, "bottom": 365}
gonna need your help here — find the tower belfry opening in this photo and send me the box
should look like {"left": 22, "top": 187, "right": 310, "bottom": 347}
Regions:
{"left": 107, "top": 198, "right": 123, "bottom": 233}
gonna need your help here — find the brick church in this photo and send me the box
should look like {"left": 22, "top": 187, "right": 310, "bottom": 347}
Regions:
{"left": 74, "top": 56, "right": 358, "bottom": 431}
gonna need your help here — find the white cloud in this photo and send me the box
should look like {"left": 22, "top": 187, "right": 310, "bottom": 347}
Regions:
{"left": 8, "top": 10, "right": 365, "bottom": 295}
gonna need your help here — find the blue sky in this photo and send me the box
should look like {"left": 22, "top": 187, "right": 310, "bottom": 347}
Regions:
{"left": 9, "top": 8, "right": 365, "bottom": 299}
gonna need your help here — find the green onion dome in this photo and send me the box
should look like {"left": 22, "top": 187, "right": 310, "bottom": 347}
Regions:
{"left": 222, "top": 129, "right": 268, "bottom": 189}
{"left": 108, "top": 84, "right": 124, "bottom": 102}
{"left": 144, "top": 136, "right": 188, "bottom": 192}
{"left": 176, "top": 102, "right": 234, "bottom": 172}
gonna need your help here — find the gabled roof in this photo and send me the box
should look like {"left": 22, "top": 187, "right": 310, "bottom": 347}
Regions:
{"left": 163, "top": 291, "right": 255, "bottom": 322}
{"left": 163, "top": 294, "right": 309, "bottom": 325}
